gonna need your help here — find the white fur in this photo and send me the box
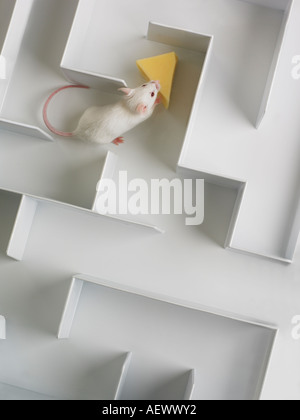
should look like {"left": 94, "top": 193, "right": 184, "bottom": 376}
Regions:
{"left": 74, "top": 81, "right": 160, "bottom": 144}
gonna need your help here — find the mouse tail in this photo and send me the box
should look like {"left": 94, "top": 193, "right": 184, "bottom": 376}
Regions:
{"left": 43, "top": 84, "right": 89, "bottom": 137}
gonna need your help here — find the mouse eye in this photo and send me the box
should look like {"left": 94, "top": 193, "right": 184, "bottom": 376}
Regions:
{"left": 151, "top": 92, "right": 155, "bottom": 97}
{"left": 142, "top": 84, "right": 147, "bottom": 87}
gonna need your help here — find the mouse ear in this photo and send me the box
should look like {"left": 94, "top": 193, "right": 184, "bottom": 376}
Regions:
{"left": 136, "top": 103, "right": 148, "bottom": 115}
{"left": 118, "top": 87, "right": 133, "bottom": 96}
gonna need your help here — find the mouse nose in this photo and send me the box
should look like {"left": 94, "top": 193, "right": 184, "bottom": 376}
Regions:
{"left": 152, "top": 80, "right": 161, "bottom": 91}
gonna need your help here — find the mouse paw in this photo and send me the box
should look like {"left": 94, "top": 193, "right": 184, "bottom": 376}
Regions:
{"left": 155, "top": 97, "right": 162, "bottom": 106}
{"left": 112, "top": 137, "right": 124, "bottom": 146}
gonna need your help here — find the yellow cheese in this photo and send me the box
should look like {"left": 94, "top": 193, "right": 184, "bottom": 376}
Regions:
{"left": 136, "top": 52, "right": 178, "bottom": 109}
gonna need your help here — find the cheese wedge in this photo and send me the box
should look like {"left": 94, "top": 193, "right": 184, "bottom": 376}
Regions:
{"left": 136, "top": 52, "right": 178, "bottom": 109}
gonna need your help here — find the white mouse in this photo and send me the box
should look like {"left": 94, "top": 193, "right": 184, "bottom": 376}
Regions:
{"left": 43, "top": 81, "right": 161, "bottom": 145}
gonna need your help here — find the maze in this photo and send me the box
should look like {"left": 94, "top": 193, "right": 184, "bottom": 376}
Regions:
{"left": 0, "top": 0, "right": 299, "bottom": 400}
